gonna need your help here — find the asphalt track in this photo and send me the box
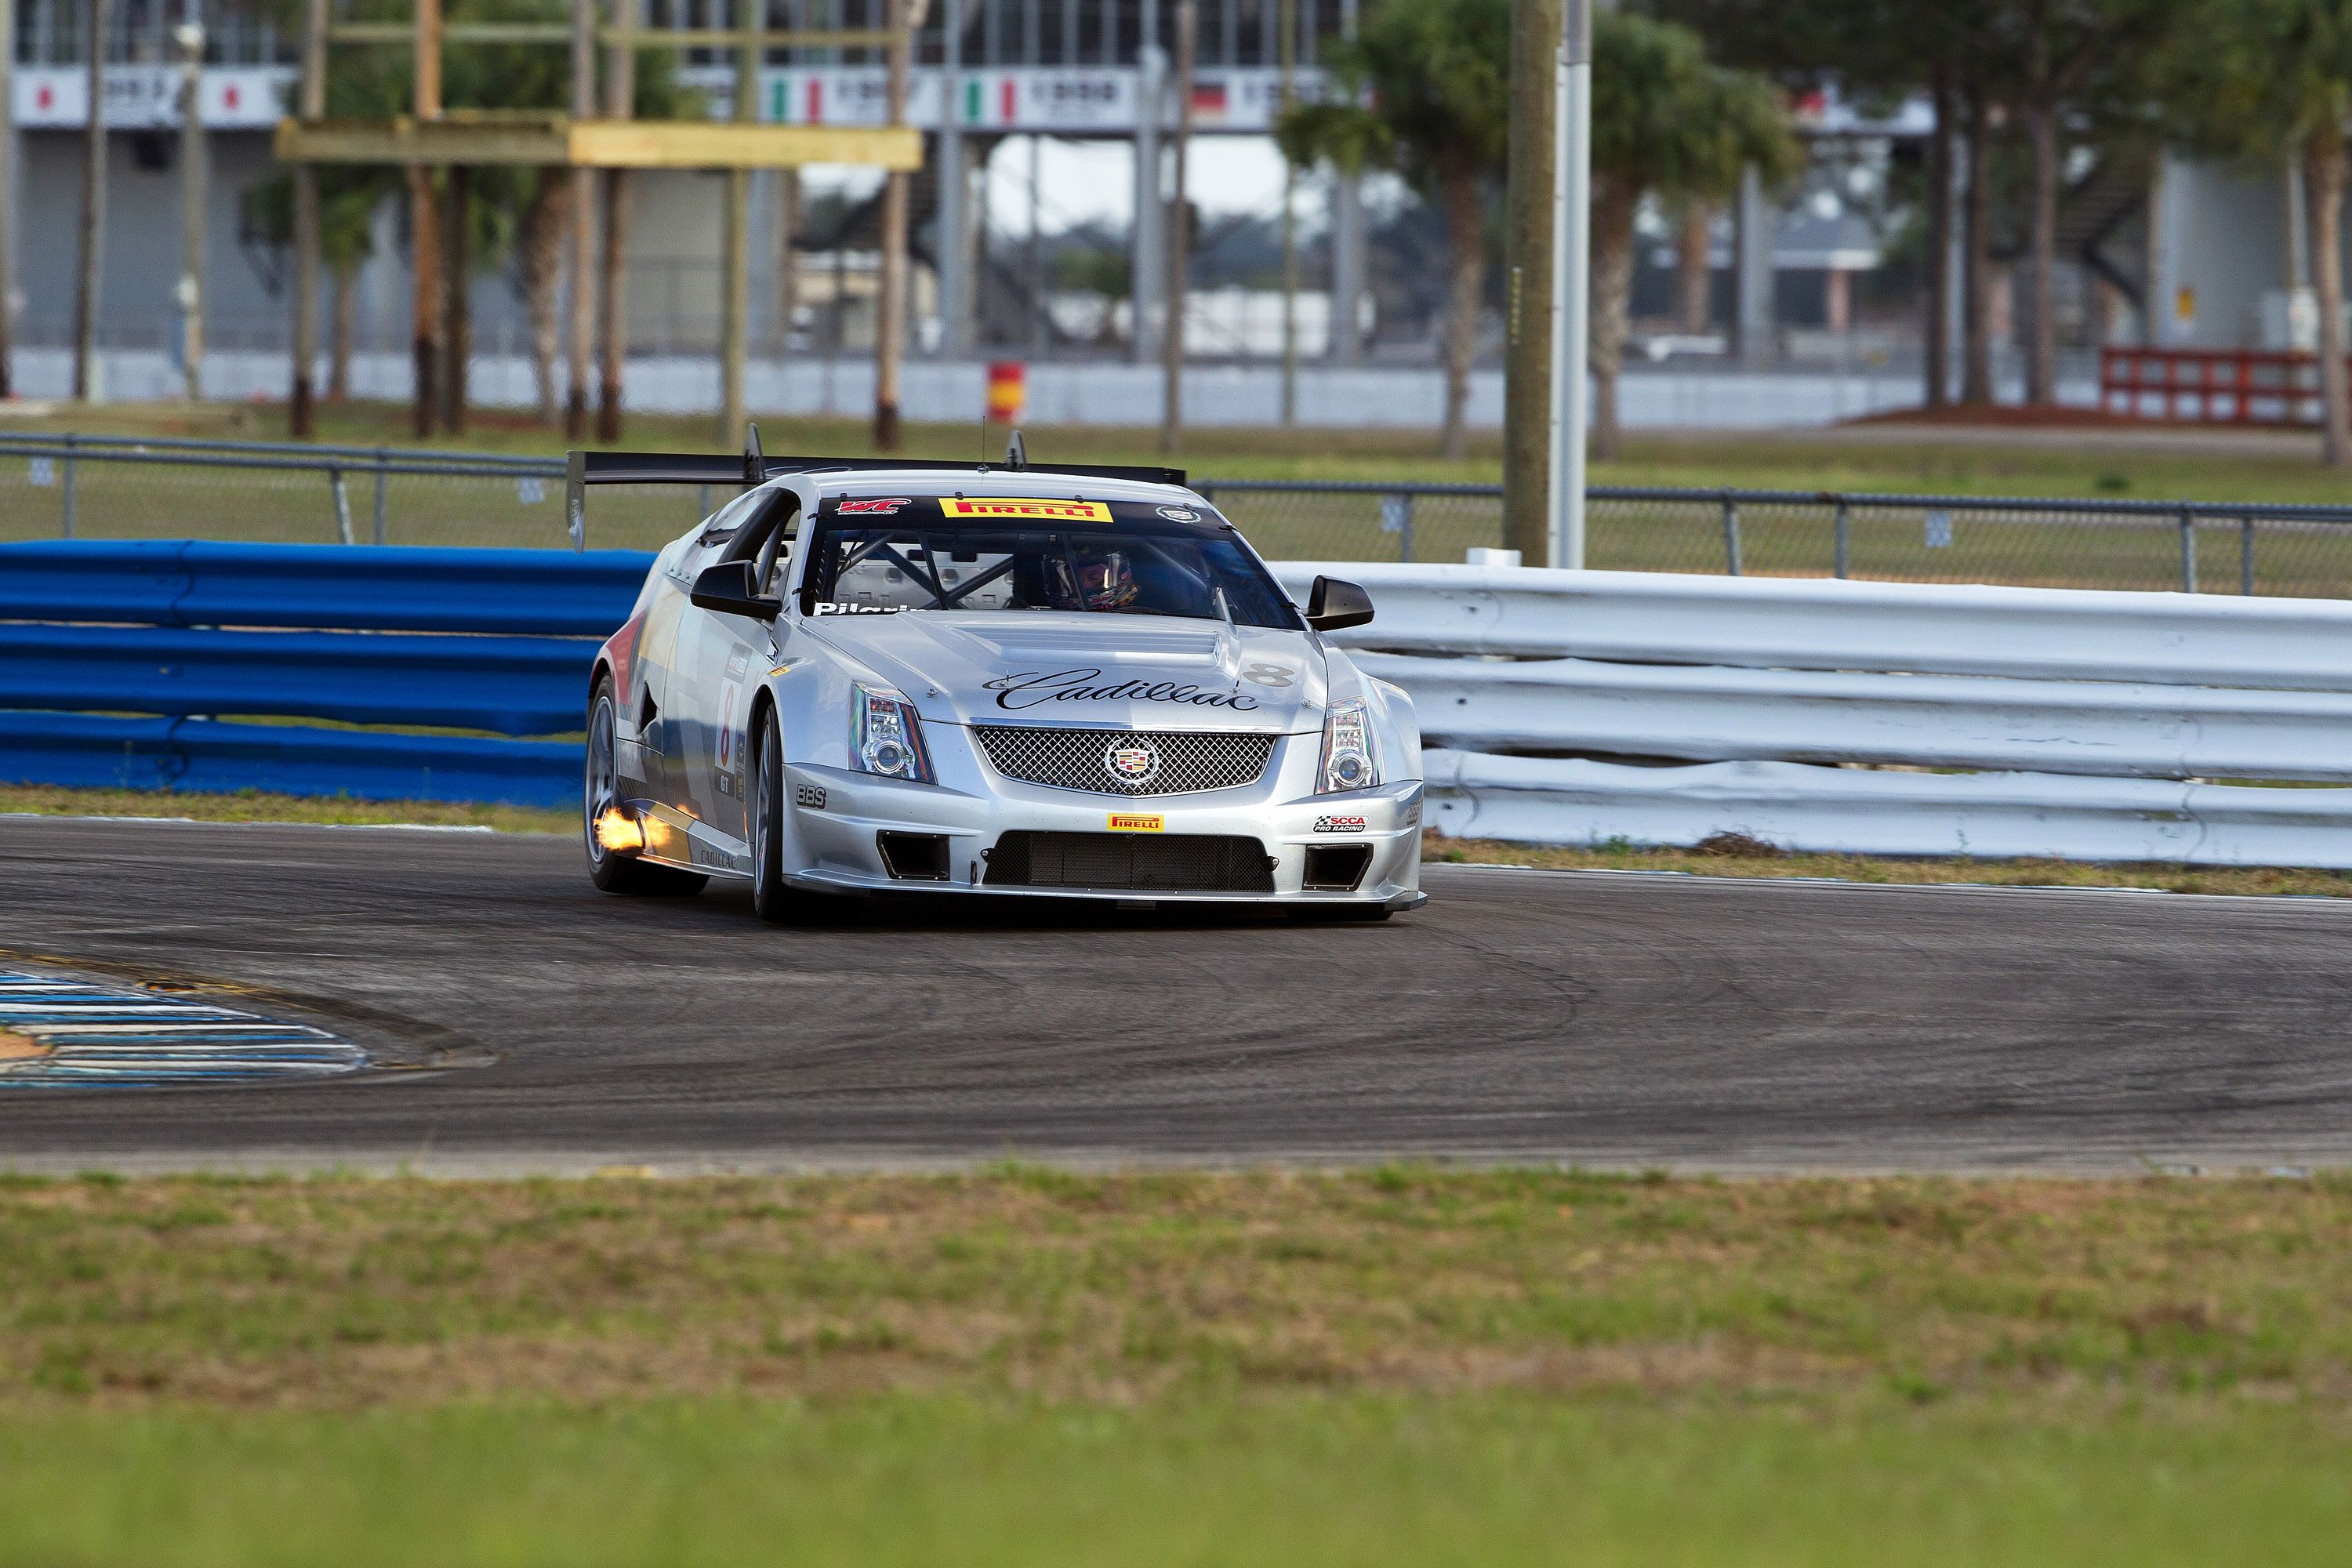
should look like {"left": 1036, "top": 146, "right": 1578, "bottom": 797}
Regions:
{"left": 4, "top": 815, "right": 2350, "bottom": 1175}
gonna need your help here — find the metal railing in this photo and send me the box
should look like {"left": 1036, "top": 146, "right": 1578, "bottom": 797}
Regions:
{"left": 9, "top": 433, "right": 2352, "bottom": 597}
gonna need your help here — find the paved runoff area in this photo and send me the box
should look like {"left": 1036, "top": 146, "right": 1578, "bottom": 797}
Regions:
{"left": 4, "top": 815, "right": 2351, "bottom": 1175}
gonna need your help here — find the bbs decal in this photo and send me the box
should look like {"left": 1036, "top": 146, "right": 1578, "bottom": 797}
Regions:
{"left": 811, "top": 602, "right": 906, "bottom": 616}
{"left": 1241, "top": 662, "right": 1294, "bottom": 688}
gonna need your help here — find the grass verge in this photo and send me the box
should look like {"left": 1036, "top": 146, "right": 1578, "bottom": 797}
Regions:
{"left": 14, "top": 398, "right": 2352, "bottom": 500}
{"left": 1433, "top": 831, "right": 2352, "bottom": 899}
{"left": 8, "top": 786, "right": 2347, "bottom": 898}
{"left": 2, "top": 1170, "right": 2350, "bottom": 1566}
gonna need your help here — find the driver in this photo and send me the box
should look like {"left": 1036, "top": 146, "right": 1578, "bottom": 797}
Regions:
{"left": 1044, "top": 542, "right": 1140, "bottom": 612}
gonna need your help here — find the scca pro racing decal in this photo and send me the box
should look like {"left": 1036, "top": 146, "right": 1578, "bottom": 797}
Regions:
{"left": 984, "top": 668, "right": 1260, "bottom": 712}
{"left": 811, "top": 602, "right": 907, "bottom": 616}
{"left": 1314, "top": 815, "right": 1368, "bottom": 833}
{"left": 837, "top": 496, "right": 913, "bottom": 515}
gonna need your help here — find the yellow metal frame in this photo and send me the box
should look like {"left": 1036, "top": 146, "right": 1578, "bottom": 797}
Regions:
{"left": 274, "top": 116, "right": 922, "bottom": 171}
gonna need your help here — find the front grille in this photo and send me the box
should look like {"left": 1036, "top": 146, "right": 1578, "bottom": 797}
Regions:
{"left": 986, "top": 832, "right": 1276, "bottom": 894}
{"left": 972, "top": 725, "right": 1275, "bottom": 797}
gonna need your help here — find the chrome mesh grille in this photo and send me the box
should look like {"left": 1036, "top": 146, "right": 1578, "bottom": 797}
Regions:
{"left": 971, "top": 725, "right": 1276, "bottom": 797}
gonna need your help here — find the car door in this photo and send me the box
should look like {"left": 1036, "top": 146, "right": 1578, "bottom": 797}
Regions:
{"left": 678, "top": 490, "right": 800, "bottom": 844}
{"left": 636, "top": 491, "right": 767, "bottom": 810}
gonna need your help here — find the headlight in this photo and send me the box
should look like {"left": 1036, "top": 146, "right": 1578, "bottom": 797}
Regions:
{"left": 852, "top": 684, "right": 934, "bottom": 783}
{"left": 1317, "top": 698, "right": 1381, "bottom": 794}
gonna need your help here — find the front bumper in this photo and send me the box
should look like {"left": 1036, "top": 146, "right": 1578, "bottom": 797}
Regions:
{"left": 785, "top": 729, "right": 1423, "bottom": 907}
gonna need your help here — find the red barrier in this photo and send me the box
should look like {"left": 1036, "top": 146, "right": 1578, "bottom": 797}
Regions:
{"left": 2100, "top": 347, "right": 2343, "bottom": 425}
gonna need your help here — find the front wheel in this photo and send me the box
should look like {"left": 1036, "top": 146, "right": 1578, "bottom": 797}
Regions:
{"left": 585, "top": 675, "right": 707, "bottom": 897}
{"left": 750, "top": 702, "right": 848, "bottom": 925}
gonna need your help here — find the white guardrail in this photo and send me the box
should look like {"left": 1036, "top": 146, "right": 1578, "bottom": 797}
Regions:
{"left": 1268, "top": 563, "right": 2352, "bottom": 867}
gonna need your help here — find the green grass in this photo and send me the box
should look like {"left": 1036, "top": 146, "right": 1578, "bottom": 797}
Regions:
{"left": 4, "top": 1170, "right": 2352, "bottom": 1565}
{"left": 5, "top": 1394, "right": 2349, "bottom": 1568}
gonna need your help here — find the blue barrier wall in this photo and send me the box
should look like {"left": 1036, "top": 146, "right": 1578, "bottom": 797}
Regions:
{"left": 0, "top": 542, "right": 656, "bottom": 808}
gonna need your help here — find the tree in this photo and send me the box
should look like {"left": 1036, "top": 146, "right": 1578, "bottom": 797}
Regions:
{"left": 244, "top": 167, "right": 397, "bottom": 400}
{"left": 1278, "top": 0, "right": 1511, "bottom": 459}
{"left": 2160, "top": 0, "right": 2352, "bottom": 464}
{"left": 1587, "top": 13, "right": 1798, "bottom": 457}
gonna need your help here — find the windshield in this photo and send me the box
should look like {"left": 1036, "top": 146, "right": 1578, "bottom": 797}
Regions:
{"left": 799, "top": 496, "right": 1303, "bottom": 630}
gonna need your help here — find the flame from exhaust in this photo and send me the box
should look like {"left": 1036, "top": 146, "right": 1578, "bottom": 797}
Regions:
{"left": 596, "top": 809, "right": 646, "bottom": 853}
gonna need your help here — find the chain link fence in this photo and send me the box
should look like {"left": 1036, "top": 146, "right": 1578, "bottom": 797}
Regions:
{"left": 9, "top": 434, "right": 2352, "bottom": 597}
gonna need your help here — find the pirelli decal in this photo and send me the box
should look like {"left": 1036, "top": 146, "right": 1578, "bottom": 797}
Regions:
{"left": 1106, "top": 812, "right": 1165, "bottom": 833}
{"left": 941, "top": 497, "right": 1113, "bottom": 524}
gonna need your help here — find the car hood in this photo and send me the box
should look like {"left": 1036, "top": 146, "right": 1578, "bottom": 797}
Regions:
{"left": 802, "top": 612, "right": 1329, "bottom": 733}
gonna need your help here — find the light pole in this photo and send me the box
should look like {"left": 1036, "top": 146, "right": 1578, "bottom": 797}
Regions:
{"left": 176, "top": 13, "right": 206, "bottom": 403}
{"left": 1548, "top": 0, "right": 1592, "bottom": 569}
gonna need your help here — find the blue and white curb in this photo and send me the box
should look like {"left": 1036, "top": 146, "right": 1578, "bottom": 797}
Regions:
{"left": 0, "top": 969, "right": 370, "bottom": 1087}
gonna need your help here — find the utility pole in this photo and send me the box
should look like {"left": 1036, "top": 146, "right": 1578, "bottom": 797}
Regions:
{"left": 1276, "top": 0, "right": 1298, "bottom": 426}
{"left": 1, "top": 0, "right": 19, "bottom": 398}
{"left": 873, "top": 0, "right": 913, "bottom": 449}
{"left": 1160, "top": 0, "right": 1193, "bottom": 454}
{"left": 937, "top": 0, "right": 967, "bottom": 358}
{"left": 1025, "top": 132, "right": 1044, "bottom": 351}
{"left": 564, "top": 0, "right": 594, "bottom": 439}
{"left": 176, "top": 9, "right": 207, "bottom": 404}
{"left": 1548, "top": 0, "right": 1592, "bottom": 568}
{"left": 291, "top": 0, "right": 324, "bottom": 434}
{"left": 719, "top": 0, "right": 757, "bottom": 441}
{"left": 1501, "top": 0, "right": 1559, "bottom": 562}
{"left": 597, "top": 0, "right": 635, "bottom": 443}
{"left": 442, "top": 164, "right": 470, "bottom": 433}
{"left": 1324, "top": 0, "right": 1363, "bottom": 368}
{"left": 411, "top": 0, "right": 445, "bottom": 437}
{"left": 1131, "top": 0, "right": 1161, "bottom": 365}
{"left": 776, "top": 168, "right": 800, "bottom": 355}
{"left": 73, "top": 0, "right": 111, "bottom": 404}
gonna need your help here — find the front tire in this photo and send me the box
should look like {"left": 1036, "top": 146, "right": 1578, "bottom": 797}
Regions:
{"left": 750, "top": 702, "right": 842, "bottom": 925}
{"left": 586, "top": 675, "right": 707, "bottom": 897}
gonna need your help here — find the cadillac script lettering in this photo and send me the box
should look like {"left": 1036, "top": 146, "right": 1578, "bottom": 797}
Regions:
{"left": 983, "top": 668, "right": 1261, "bottom": 712}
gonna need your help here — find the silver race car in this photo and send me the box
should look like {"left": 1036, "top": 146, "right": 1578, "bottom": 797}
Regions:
{"left": 574, "top": 430, "right": 1425, "bottom": 922}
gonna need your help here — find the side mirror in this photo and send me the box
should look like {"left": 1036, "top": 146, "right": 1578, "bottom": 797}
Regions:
{"left": 691, "top": 561, "right": 781, "bottom": 622}
{"left": 1304, "top": 575, "right": 1374, "bottom": 632}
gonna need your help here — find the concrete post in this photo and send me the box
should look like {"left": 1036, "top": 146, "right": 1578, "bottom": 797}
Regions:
{"left": 1733, "top": 163, "right": 1774, "bottom": 368}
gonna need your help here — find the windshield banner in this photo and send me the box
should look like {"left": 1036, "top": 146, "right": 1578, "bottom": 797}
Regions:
{"left": 938, "top": 498, "right": 1115, "bottom": 524}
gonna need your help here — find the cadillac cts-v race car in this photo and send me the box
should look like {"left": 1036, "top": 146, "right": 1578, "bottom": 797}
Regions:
{"left": 573, "top": 430, "right": 1425, "bottom": 923}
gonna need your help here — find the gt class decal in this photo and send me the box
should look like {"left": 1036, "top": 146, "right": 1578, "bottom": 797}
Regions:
{"left": 1314, "top": 815, "right": 1368, "bottom": 833}
{"left": 984, "top": 668, "right": 1261, "bottom": 711}
{"left": 1107, "top": 813, "right": 1164, "bottom": 832}
{"left": 941, "top": 497, "right": 1114, "bottom": 524}
{"left": 811, "top": 602, "right": 906, "bottom": 615}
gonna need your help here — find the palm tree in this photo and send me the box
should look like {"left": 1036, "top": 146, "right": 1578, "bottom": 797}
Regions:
{"left": 2161, "top": 0, "right": 2352, "bottom": 464}
{"left": 1277, "top": 0, "right": 1510, "bottom": 459}
{"left": 1588, "top": 13, "right": 1798, "bottom": 458}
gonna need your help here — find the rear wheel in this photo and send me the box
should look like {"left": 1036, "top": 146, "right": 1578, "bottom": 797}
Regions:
{"left": 585, "top": 675, "right": 707, "bottom": 897}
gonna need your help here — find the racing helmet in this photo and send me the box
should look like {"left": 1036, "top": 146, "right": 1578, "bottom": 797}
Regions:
{"left": 1045, "top": 542, "right": 1139, "bottom": 611}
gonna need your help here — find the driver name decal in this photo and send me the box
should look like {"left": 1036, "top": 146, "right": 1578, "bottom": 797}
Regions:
{"left": 811, "top": 602, "right": 906, "bottom": 616}
{"left": 941, "top": 497, "right": 1114, "bottom": 524}
{"left": 984, "top": 668, "right": 1261, "bottom": 712}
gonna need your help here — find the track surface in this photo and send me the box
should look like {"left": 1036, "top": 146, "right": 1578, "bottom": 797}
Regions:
{"left": 4, "top": 816, "right": 2350, "bottom": 1174}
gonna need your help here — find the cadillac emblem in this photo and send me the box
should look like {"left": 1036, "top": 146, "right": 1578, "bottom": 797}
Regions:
{"left": 1104, "top": 738, "right": 1163, "bottom": 787}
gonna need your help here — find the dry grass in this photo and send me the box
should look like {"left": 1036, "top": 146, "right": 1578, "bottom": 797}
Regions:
{"left": 0, "top": 785, "right": 572, "bottom": 834}
{"left": 5, "top": 1168, "right": 2350, "bottom": 1413}
{"left": 1428, "top": 831, "right": 2352, "bottom": 899}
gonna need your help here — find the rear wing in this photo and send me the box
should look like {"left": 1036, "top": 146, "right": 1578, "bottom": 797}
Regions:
{"left": 564, "top": 425, "right": 1187, "bottom": 546}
